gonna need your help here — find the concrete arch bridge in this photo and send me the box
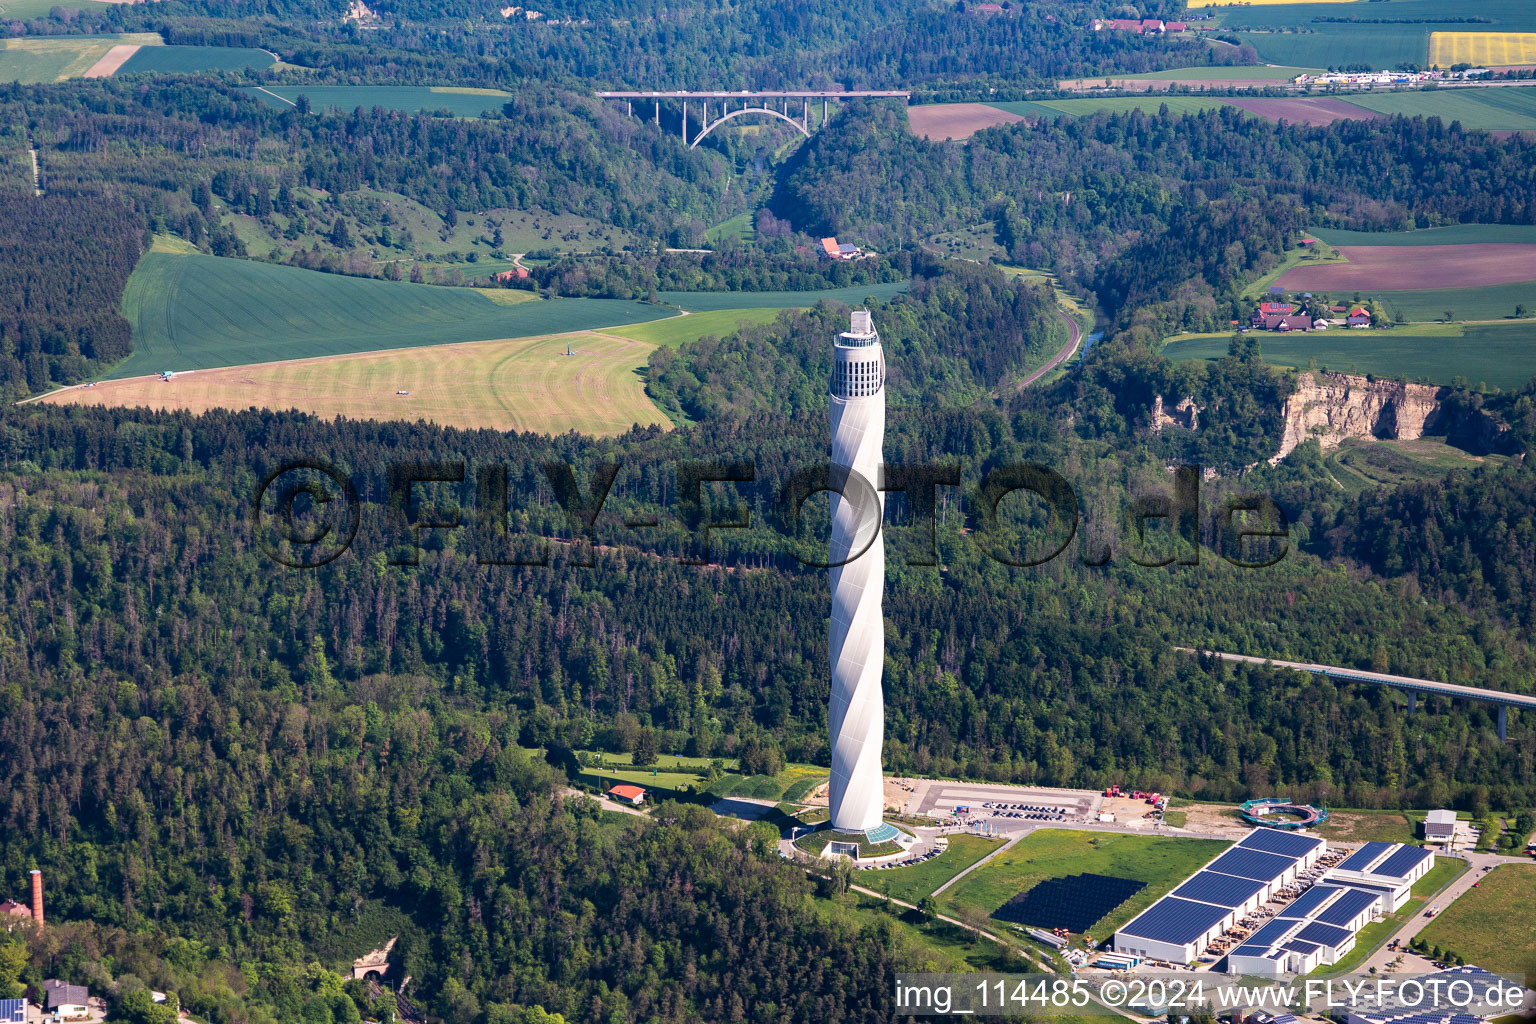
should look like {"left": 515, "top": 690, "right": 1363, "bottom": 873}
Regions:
{"left": 595, "top": 90, "right": 909, "bottom": 148}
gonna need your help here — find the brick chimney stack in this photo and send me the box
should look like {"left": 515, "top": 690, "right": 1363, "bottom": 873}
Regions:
{"left": 29, "top": 870, "right": 42, "bottom": 929}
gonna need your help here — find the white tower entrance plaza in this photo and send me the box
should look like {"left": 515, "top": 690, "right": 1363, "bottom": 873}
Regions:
{"left": 827, "top": 310, "right": 902, "bottom": 844}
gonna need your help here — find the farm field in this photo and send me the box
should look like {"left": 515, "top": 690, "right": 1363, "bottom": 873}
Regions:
{"left": 0, "top": 0, "right": 113, "bottom": 15}
{"left": 596, "top": 307, "right": 784, "bottom": 349}
{"left": 1008, "top": 97, "right": 1233, "bottom": 118}
{"left": 1371, "top": 281, "right": 1536, "bottom": 322}
{"left": 855, "top": 835, "right": 1005, "bottom": 905}
{"left": 1430, "top": 31, "right": 1536, "bottom": 66}
{"left": 1341, "top": 87, "right": 1536, "bottom": 130}
{"left": 1274, "top": 244, "right": 1536, "bottom": 291}
{"left": 111, "top": 246, "right": 673, "bottom": 377}
{"left": 1417, "top": 865, "right": 1536, "bottom": 976}
{"left": 1307, "top": 224, "right": 1536, "bottom": 246}
{"left": 1162, "top": 321, "right": 1536, "bottom": 391}
{"left": 1223, "top": 95, "right": 1375, "bottom": 125}
{"left": 654, "top": 281, "right": 909, "bottom": 312}
{"left": 0, "top": 34, "right": 157, "bottom": 84}
{"left": 937, "top": 830, "right": 1229, "bottom": 943}
{"left": 249, "top": 85, "right": 512, "bottom": 117}
{"left": 1229, "top": 27, "right": 1431, "bottom": 70}
{"left": 44, "top": 331, "right": 671, "bottom": 436}
{"left": 1062, "top": 64, "right": 1318, "bottom": 84}
{"left": 908, "top": 103, "right": 1026, "bottom": 140}
{"left": 1213, "top": 0, "right": 1536, "bottom": 68}
{"left": 118, "top": 44, "right": 276, "bottom": 75}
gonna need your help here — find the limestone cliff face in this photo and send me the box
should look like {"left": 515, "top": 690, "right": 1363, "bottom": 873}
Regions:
{"left": 1272, "top": 372, "right": 1444, "bottom": 463}
{"left": 1151, "top": 394, "right": 1201, "bottom": 432}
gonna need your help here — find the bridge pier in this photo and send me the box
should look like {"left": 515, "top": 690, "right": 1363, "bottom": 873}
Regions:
{"left": 682, "top": 99, "right": 688, "bottom": 143}
{"left": 1498, "top": 705, "right": 1507, "bottom": 742}
{"left": 1409, "top": 691, "right": 1416, "bottom": 713}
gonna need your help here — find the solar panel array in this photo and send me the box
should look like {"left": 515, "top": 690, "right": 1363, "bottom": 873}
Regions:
{"left": 1239, "top": 828, "right": 1325, "bottom": 859}
{"left": 1337, "top": 841, "right": 1393, "bottom": 872}
{"left": 1277, "top": 884, "right": 1343, "bottom": 919}
{"left": 1245, "top": 917, "right": 1301, "bottom": 948}
{"left": 1281, "top": 939, "right": 1321, "bottom": 955}
{"left": 0, "top": 1000, "right": 22, "bottom": 1024}
{"left": 1206, "top": 846, "right": 1296, "bottom": 882}
{"left": 1118, "top": 896, "right": 1231, "bottom": 945}
{"left": 1372, "top": 845, "right": 1432, "bottom": 880}
{"left": 990, "top": 873, "right": 1146, "bottom": 932}
{"left": 1172, "top": 870, "right": 1267, "bottom": 909}
{"left": 1295, "top": 920, "right": 1354, "bottom": 949}
{"left": 1314, "top": 888, "right": 1380, "bottom": 927}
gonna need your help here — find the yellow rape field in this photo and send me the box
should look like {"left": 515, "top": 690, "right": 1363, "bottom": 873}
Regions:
{"left": 1430, "top": 32, "right": 1536, "bottom": 67}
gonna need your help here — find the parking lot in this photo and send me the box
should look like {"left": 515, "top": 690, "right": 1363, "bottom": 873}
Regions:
{"left": 907, "top": 780, "right": 1101, "bottom": 825}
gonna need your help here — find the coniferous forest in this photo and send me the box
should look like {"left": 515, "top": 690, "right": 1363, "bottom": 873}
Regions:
{"left": 3, "top": 0, "right": 1536, "bottom": 1015}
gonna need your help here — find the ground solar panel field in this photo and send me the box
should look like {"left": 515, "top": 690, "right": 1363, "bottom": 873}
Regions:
{"left": 990, "top": 874, "right": 1146, "bottom": 932}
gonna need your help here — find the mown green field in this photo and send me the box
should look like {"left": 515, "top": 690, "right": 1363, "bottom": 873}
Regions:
{"left": 1417, "top": 864, "right": 1536, "bottom": 976}
{"left": 598, "top": 307, "right": 785, "bottom": 349}
{"left": 654, "top": 280, "right": 909, "bottom": 312}
{"left": 855, "top": 834, "right": 1005, "bottom": 905}
{"left": 1308, "top": 224, "right": 1536, "bottom": 246}
{"left": 705, "top": 211, "right": 755, "bottom": 245}
{"left": 1342, "top": 87, "right": 1536, "bottom": 131}
{"left": 249, "top": 85, "right": 512, "bottom": 117}
{"left": 937, "top": 830, "right": 1229, "bottom": 943}
{"left": 119, "top": 44, "right": 276, "bottom": 75}
{"left": 1163, "top": 321, "right": 1536, "bottom": 391}
{"left": 112, "top": 248, "right": 671, "bottom": 378}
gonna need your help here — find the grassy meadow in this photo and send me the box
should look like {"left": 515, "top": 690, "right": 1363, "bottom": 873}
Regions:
{"left": 1417, "top": 864, "right": 1536, "bottom": 976}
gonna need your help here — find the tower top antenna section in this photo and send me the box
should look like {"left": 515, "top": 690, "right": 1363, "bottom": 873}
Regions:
{"left": 837, "top": 309, "right": 879, "bottom": 348}
{"left": 831, "top": 311, "right": 884, "bottom": 399}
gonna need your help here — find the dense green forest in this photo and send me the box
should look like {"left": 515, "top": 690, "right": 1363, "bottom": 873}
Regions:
{"left": 774, "top": 103, "right": 1536, "bottom": 341}
{"left": 22, "top": 0, "right": 1235, "bottom": 95}
{"left": 3, "top": 0, "right": 1536, "bottom": 1012}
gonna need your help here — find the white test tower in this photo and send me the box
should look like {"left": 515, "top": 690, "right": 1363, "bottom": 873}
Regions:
{"left": 827, "top": 310, "right": 891, "bottom": 837}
